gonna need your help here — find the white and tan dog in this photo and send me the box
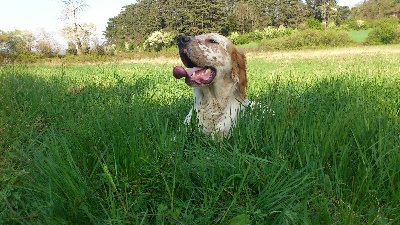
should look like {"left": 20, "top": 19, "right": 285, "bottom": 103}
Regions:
{"left": 173, "top": 33, "right": 251, "bottom": 138}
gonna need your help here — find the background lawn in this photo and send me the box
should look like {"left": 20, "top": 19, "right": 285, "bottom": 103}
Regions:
{"left": 348, "top": 29, "right": 372, "bottom": 43}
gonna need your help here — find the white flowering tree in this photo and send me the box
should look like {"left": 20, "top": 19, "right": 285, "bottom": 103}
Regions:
{"left": 143, "top": 30, "right": 175, "bottom": 52}
{"left": 34, "top": 28, "right": 61, "bottom": 57}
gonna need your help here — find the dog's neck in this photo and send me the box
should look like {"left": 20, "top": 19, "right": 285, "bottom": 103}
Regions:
{"left": 192, "top": 81, "right": 247, "bottom": 137}
{"left": 196, "top": 78, "right": 245, "bottom": 105}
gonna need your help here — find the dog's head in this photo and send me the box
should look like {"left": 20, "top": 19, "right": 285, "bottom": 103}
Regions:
{"left": 173, "top": 33, "right": 247, "bottom": 98}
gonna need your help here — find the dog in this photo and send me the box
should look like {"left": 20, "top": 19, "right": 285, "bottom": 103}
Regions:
{"left": 173, "top": 33, "right": 251, "bottom": 138}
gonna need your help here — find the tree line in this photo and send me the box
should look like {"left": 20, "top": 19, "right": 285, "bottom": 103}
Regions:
{"left": 1, "top": 0, "right": 399, "bottom": 60}
{"left": 352, "top": 0, "right": 400, "bottom": 19}
{"left": 104, "top": 0, "right": 400, "bottom": 47}
{"left": 104, "top": 0, "right": 343, "bottom": 46}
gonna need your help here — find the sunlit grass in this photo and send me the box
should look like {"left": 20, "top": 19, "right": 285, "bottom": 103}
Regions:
{"left": 348, "top": 29, "right": 372, "bottom": 43}
{"left": 237, "top": 42, "right": 260, "bottom": 49}
{"left": 1, "top": 49, "right": 399, "bottom": 224}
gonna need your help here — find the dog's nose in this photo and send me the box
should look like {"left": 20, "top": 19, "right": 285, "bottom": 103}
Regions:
{"left": 178, "top": 36, "right": 190, "bottom": 45}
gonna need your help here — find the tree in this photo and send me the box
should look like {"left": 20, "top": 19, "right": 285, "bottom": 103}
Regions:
{"left": 66, "top": 41, "right": 77, "bottom": 55}
{"left": 251, "top": 0, "right": 275, "bottom": 29}
{"left": 61, "top": 22, "right": 96, "bottom": 54}
{"left": 103, "top": 0, "right": 321, "bottom": 48}
{"left": 59, "top": 0, "right": 91, "bottom": 55}
{"left": 34, "top": 28, "right": 61, "bottom": 57}
{"left": 306, "top": 0, "right": 338, "bottom": 25}
{"left": 105, "top": 0, "right": 230, "bottom": 48}
{"left": 233, "top": 2, "right": 253, "bottom": 33}
{"left": 104, "top": 1, "right": 162, "bottom": 47}
{"left": 231, "top": 0, "right": 276, "bottom": 33}
{"left": 0, "top": 30, "right": 34, "bottom": 54}
{"left": 336, "top": 6, "right": 352, "bottom": 24}
{"left": 162, "top": 0, "right": 228, "bottom": 35}
{"left": 352, "top": 0, "right": 400, "bottom": 19}
{"left": 272, "top": 0, "right": 307, "bottom": 27}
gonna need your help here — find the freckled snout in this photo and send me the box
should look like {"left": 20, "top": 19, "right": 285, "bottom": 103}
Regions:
{"left": 174, "top": 34, "right": 217, "bottom": 86}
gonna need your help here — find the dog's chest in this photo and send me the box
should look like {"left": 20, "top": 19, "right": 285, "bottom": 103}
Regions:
{"left": 196, "top": 98, "right": 239, "bottom": 135}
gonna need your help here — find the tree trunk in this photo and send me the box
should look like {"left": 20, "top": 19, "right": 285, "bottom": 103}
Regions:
{"left": 73, "top": 22, "right": 83, "bottom": 55}
{"left": 76, "top": 39, "right": 83, "bottom": 55}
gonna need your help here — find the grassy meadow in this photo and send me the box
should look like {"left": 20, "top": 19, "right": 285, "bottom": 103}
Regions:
{"left": 1, "top": 47, "right": 400, "bottom": 224}
{"left": 348, "top": 30, "right": 372, "bottom": 43}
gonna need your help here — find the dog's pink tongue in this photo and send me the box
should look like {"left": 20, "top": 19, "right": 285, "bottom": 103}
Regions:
{"left": 173, "top": 66, "right": 203, "bottom": 79}
{"left": 173, "top": 66, "right": 187, "bottom": 79}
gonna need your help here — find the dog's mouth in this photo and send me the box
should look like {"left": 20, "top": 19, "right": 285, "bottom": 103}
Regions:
{"left": 173, "top": 49, "right": 216, "bottom": 86}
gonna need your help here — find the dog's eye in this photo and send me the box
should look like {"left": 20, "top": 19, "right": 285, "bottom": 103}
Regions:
{"left": 208, "top": 39, "right": 218, "bottom": 44}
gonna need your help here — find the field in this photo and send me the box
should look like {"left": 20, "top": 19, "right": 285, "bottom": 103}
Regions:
{"left": 1, "top": 46, "right": 400, "bottom": 224}
{"left": 348, "top": 30, "right": 372, "bottom": 43}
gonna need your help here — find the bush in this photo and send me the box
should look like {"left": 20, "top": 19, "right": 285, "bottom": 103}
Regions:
{"left": 36, "top": 41, "right": 56, "bottom": 57}
{"left": 90, "top": 44, "right": 106, "bottom": 56}
{"left": 263, "top": 26, "right": 295, "bottom": 39}
{"left": 126, "top": 42, "right": 136, "bottom": 51}
{"left": 246, "top": 30, "right": 265, "bottom": 42}
{"left": 228, "top": 26, "right": 295, "bottom": 45}
{"left": 66, "top": 42, "right": 77, "bottom": 55}
{"left": 143, "top": 30, "right": 176, "bottom": 52}
{"left": 228, "top": 32, "right": 250, "bottom": 45}
{"left": 365, "top": 17, "right": 400, "bottom": 45}
{"left": 306, "top": 18, "right": 323, "bottom": 30}
{"left": 0, "top": 52, "right": 16, "bottom": 64}
{"left": 341, "top": 19, "right": 368, "bottom": 31}
{"left": 260, "top": 29, "right": 355, "bottom": 51}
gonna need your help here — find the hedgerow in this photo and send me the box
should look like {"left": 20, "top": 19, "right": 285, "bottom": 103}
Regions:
{"left": 228, "top": 26, "right": 294, "bottom": 45}
{"left": 259, "top": 29, "right": 355, "bottom": 50}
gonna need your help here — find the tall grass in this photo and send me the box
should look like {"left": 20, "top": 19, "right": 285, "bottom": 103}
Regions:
{"left": 1, "top": 51, "right": 399, "bottom": 224}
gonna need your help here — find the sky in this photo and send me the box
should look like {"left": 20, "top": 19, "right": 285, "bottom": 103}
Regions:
{"left": 0, "top": 0, "right": 361, "bottom": 47}
{"left": 0, "top": 0, "right": 135, "bottom": 47}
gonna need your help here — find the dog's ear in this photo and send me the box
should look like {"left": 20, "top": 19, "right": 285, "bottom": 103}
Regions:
{"left": 232, "top": 48, "right": 247, "bottom": 99}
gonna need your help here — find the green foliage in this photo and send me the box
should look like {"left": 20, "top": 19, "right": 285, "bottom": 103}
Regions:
{"left": 82, "top": 43, "right": 91, "bottom": 55}
{"left": 66, "top": 42, "right": 77, "bottom": 55}
{"left": 228, "top": 32, "right": 247, "bottom": 45}
{"left": 125, "top": 42, "right": 136, "bottom": 51}
{"left": 229, "top": 27, "right": 295, "bottom": 45}
{"left": 228, "top": 31, "right": 257, "bottom": 46}
{"left": 0, "top": 30, "right": 34, "bottom": 55}
{"left": 306, "top": 18, "right": 323, "bottom": 30}
{"left": 263, "top": 26, "right": 296, "bottom": 39}
{"left": 306, "top": 0, "right": 339, "bottom": 23}
{"left": 105, "top": 0, "right": 309, "bottom": 46}
{"left": 1, "top": 50, "right": 400, "bottom": 224}
{"left": 352, "top": 0, "right": 400, "bottom": 19}
{"left": 105, "top": 1, "right": 162, "bottom": 47}
{"left": 260, "top": 29, "right": 355, "bottom": 50}
{"left": 105, "top": 0, "right": 229, "bottom": 46}
{"left": 107, "top": 0, "right": 348, "bottom": 46}
{"left": 341, "top": 19, "right": 369, "bottom": 31}
{"left": 143, "top": 30, "right": 176, "bottom": 52}
{"left": 336, "top": 6, "right": 352, "bottom": 25}
{"left": 90, "top": 44, "right": 106, "bottom": 56}
{"left": 365, "top": 17, "right": 400, "bottom": 44}
{"left": 36, "top": 41, "right": 56, "bottom": 57}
